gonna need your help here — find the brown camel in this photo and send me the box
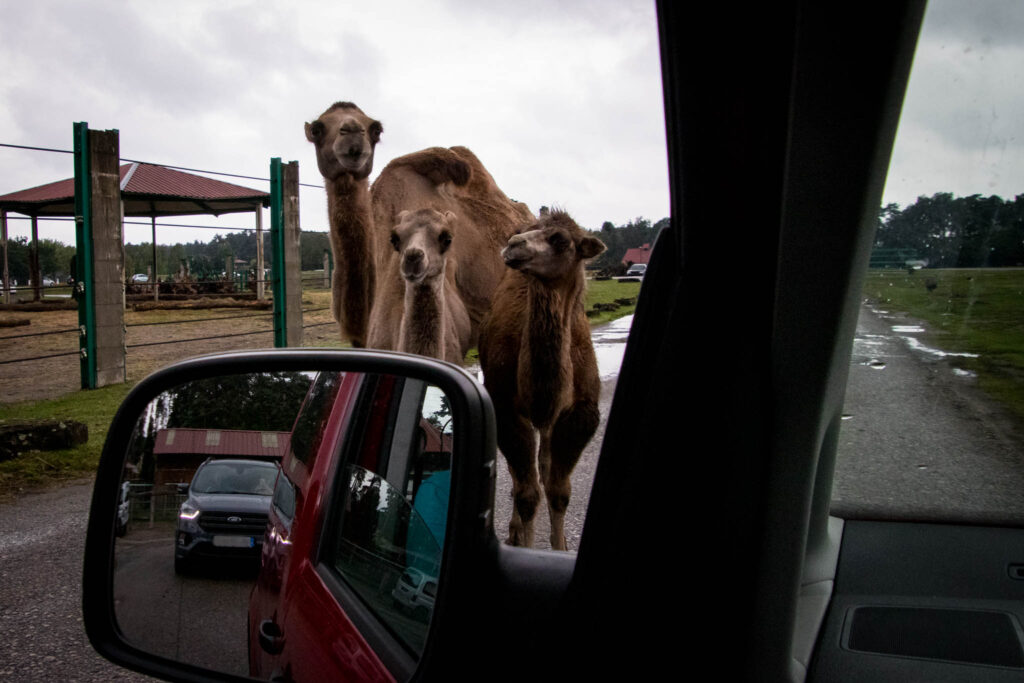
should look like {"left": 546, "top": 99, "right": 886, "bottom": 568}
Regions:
{"left": 305, "top": 101, "right": 382, "bottom": 347}
{"left": 478, "top": 209, "right": 606, "bottom": 550}
{"left": 390, "top": 208, "right": 471, "bottom": 363}
{"left": 367, "top": 146, "right": 534, "bottom": 353}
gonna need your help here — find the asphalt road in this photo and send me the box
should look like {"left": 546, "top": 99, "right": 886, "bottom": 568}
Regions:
{"left": 833, "top": 303, "right": 1024, "bottom": 523}
{"left": 2, "top": 307, "right": 1022, "bottom": 680}
{"left": 0, "top": 480, "right": 156, "bottom": 682}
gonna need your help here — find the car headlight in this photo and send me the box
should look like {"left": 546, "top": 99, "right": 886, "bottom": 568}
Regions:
{"left": 178, "top": 502, "right": 200, "bottom": 531}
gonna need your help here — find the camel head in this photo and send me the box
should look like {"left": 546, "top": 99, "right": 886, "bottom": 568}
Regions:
{"left": 390, "top": 208, "right": 456, "bottom": 285}
{"left": 501, "top": 209, "right": 606, "bottom": 281}
{"left": 305, "top": 102, "right": 382, "bottom": 181}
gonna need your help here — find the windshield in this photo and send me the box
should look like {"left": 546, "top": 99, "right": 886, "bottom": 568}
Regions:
{"left": 191, "top": 461, "right": 278, "bottom": 496}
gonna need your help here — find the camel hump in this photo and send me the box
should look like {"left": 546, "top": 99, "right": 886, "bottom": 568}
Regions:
{"left": 384, "top": 147, "right": 471, "bottom": 187}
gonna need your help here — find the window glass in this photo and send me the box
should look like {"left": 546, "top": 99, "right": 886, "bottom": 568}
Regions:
{"left": 324, "top": 380, "right": 453, "bottom": 657}
{"left": 834, "top": 1, "right": 1024, "bottom": 521}
{"left": 289, "top": 371, "right": 343, "bottom": 465}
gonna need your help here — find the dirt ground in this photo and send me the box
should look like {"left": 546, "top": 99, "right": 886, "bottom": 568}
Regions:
{"left": 0, "top": 293, "right": 339, "bottom": 405}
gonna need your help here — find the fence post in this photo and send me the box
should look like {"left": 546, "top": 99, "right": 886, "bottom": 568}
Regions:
{"left": 323, "top": 249, "right": 331, "bottom": 288}
{"left": 270, "top": 158, "right": 302, "bottom": 347}
{"left": 73, "top": 122, "right": 125, "bottom": 389}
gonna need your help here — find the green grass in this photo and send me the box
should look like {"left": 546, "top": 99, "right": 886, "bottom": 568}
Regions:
{"left": 862, "top": 268, "right": 1024, "bottom": 423}
{"left": 0, "top": 383, "right": 133, "bottom": 501}
{"left": 0, "top": 276, "right": 641, "bottom": 499}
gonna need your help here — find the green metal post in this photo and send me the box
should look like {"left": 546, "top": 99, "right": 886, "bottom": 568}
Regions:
{"left": 270, "top": 158, "right": 287, "bottom": 347}
{"left": 73, "top": 122, "right": 97, "bottom": 389}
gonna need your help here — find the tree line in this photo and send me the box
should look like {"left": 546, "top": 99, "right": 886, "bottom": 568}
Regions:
{"left": 876, "top": 193, "right": 1024, "bottom": 268}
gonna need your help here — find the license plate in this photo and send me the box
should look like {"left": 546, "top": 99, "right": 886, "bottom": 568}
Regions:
{"left": 212, "top": 535, "right": 254, "bottom": 548}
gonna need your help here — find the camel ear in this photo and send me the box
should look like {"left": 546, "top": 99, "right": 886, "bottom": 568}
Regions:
{"left": 369, "top": 120, "right": 383, "bottom": 144}
{"left": 397, "top": 210, "right": 410, "bottom": 223}
{"left": 443, "top": 211, "right": 457, "bottom": 225}
{"left": 578, "top": 236, "right": 607, "bottom": 260}
{"left": 304, "top": 120, "right": 323, "bottom": 143}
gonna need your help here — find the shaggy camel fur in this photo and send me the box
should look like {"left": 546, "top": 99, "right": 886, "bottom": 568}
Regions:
{"left": 305, "top": 101, "right": 382, "bottom": 347}
{"left": 390, "top": 208, "right": 471, "bottom": 363}
{"left": 479, "top": 210, "right": 606, "bottom": 550}
{"left": 367, "top": 146, "right": 534, "bottom": 354}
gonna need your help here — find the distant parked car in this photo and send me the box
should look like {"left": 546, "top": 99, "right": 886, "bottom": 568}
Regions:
{"left": 625, "top": 263, "right": 646, "bottom": 276}
{"left": 130, "top": 273, "right": 149, "bottom": 283}
{"left": 42, "top": 277, "right": 56, "bottom": 286}
{"left": 391, "top": 567, "right": 438, "bottom": 622}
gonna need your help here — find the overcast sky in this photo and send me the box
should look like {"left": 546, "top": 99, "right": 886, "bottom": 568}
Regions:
{"left": 0, "top": 1, "right": 1021, "bottom": 247}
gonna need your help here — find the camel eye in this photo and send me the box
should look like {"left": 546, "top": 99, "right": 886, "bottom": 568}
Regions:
{"left": 390, "top": 231, "right": 400, "bottom": 251}
{"left": 548, "top": 233, "right": 568, "bottom": 250}
{"left": 439, "top": 231, "right": 452, "bottom": 252}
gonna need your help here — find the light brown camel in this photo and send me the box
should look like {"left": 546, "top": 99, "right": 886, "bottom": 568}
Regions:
{"left": 367, "top": 146, "right": 534, "bottom": 354}
{"left": 478, "top": 209, "right": 606, "bottom": 550}
{"left": 305, "top": 101, "right": 382, "bottom": 347}
{"left": 390, "top": 208, "right": 471, "bottom": 363}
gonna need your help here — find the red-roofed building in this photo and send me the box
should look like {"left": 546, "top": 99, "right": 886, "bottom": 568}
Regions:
{"left": 0, "top": 162, "right": 269, "bottom": 217}
{"left": 152, "top": 427, "right": 290, "bottom": 487}
{"left": 622, "top": 243, "right": 653, "bottom": 267}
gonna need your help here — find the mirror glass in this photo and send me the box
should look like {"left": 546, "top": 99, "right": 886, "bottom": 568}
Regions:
{"left": 111, "top": 370, "right": 454, "bottom": 679}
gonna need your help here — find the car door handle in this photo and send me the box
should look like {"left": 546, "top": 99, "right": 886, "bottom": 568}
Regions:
{"left": 258, "top": 619, "right": 285, "bottom": 655}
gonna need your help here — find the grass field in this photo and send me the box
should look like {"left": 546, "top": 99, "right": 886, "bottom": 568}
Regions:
{"left": 862, "top": 268, "right": 1024, "bottom": 423}
{"left": 0, "top": 277, "right": 641, "bottom": 499}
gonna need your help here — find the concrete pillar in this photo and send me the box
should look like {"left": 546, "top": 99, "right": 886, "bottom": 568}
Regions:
{"left": 281, "top": 161, "right": 303, "bottom": 347}
{"left": 89, "top": 129, "right": 126, "bottom": 387}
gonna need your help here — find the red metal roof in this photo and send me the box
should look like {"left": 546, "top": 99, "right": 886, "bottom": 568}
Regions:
{"left": 622, "top": 243, "right": 653, "bottom": 266}
{"left": 153, "top": 428, "right": 290, "bottom": 459}
{"left": 0, "top": 162, "right": 269, "bottom": 217}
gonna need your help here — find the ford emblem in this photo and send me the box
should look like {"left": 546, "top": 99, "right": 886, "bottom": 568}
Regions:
{"left": 227, "top": 516, "right": 242, "bottom": 523}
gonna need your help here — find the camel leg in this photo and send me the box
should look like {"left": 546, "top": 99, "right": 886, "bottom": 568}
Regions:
{"left": 545, "top": 400, "right": 600, "bottom": 551}
{"left": 497, "top": 411, "right": 538, "bottom": 547}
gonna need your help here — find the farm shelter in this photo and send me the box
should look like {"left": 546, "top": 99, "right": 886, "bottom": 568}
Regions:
{"left": 0, "top": 160, "right": 272, "bottom": 305}
{"left": 0, "top": 126, "right": 301, "bottom": 395}
{"left": 151, "top": 427, "right": 291, "bottom": 489}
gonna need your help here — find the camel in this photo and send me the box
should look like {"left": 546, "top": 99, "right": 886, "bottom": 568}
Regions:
{"left": 390, "top": 208, "right": 471, "bottom": 363}
{"left": 478, "top": 209, "right": 607, "bottom": 550}
{"left": 367, "top": 146, "right": 534, "bottom": 354}
{"left": 305, "top": 101, "right": 383, "bottom": 347}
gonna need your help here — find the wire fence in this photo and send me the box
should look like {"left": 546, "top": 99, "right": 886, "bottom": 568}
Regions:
{"left": 1, "top": 140, "right": 339, "bottom": 402}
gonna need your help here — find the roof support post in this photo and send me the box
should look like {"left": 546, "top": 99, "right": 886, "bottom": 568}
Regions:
{"left": 270, "top": 158, "right": 302, "bottom": 348}
{"left": 255, "top": 208, "right": 264, "bottom": 301}
{"left": 74, "top": 122, "right": 125, "bottom": 389}
{"left": 30, "top": 216, "right": 40, "bottom": 301}
{"left": 1, "top": 210, "right": 9, "bottom": 305}
{"left": 151, "top": 217, "right": 158, "bottom": 301}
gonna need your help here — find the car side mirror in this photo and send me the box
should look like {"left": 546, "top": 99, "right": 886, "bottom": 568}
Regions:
{"left": 83, "top": 349, "right": 497, "bottom": 682}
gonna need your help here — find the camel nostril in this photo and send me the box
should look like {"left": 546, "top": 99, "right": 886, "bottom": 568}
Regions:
{"left": 404, "top": 249, "right": 424, "bottom": 264}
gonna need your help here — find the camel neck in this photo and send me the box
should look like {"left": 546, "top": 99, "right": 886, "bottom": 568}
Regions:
{"left": 402, "top": 279, "right": 445, "bottom": 358}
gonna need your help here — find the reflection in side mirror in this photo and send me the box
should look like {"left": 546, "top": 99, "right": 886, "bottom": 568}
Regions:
{"left": 106, "top": 367, "right": 456, "bottom": 680}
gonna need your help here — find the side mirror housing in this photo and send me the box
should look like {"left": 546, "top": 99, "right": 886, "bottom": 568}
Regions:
{"left": 82, "top": 349, "right": 498, "bottom": 682}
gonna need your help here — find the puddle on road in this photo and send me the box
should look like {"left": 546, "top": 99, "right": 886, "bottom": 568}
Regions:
{"left": 473, "top": 314, "right": 634, "bottom": 385}
{"left": 592, "top": 314, "right": 633, "bottom": 380}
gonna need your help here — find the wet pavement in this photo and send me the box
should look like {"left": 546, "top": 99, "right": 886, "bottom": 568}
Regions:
{"left": 834, "top": 303, "right": 1024, "bottom": 522}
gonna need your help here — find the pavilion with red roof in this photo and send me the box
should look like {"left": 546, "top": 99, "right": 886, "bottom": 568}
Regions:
{"left": 0, "top": 162, "right": 269, "bottom": 217}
